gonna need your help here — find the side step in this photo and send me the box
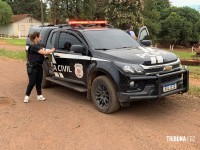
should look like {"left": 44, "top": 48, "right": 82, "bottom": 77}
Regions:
{"left": 46, "top": 77, "right": 87, "bottom": 92}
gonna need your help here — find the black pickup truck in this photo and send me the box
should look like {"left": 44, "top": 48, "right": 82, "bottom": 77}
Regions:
{"left": 26, "top": 21, "right": 189, "bottom": 113}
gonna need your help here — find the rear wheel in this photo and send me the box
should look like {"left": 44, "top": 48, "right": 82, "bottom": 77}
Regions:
{"left": 91, "top": 76, "right": 120, "bottom": 113}
{"left": 41, "top": 66, "right": 51, "bottom": 88}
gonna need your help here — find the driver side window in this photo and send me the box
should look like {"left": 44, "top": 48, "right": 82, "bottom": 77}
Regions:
{"left": 58, "top": 32, "right": 82, "bottom": 51}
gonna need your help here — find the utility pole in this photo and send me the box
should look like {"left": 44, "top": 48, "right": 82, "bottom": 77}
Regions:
{"left": 41, "top": 0, "right": 44, "bottom": 25}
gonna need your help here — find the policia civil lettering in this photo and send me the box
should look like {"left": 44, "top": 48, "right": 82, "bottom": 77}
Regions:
{"left": 24, "top": 32, "right": 56, "bottom": 103}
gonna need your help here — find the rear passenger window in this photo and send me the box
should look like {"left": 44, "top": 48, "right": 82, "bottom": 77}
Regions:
{"left": 50, "top": 32, "right": 56, "bottom": 45}
{"left": 58, "top": 32, "right": 82, "bottom": 50}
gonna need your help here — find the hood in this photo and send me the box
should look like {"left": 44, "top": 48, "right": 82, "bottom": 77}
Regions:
{"left": 95, "top": 46, "right": 177, "bottom": 65}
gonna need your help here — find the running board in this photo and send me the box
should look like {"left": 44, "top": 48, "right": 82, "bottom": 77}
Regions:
{"left": 46, "top": 77, "right": 87, "bottom": 92}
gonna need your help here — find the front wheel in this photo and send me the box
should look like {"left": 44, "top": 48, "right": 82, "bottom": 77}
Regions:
{"left": 91, "top": 76, "right": 120, "bottom": 113}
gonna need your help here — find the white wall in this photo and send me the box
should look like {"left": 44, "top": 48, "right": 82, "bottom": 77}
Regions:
{"left": 0, "top": 16, "right": 42, "bottom": 38}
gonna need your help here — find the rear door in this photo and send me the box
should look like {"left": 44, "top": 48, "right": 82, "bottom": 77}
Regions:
{"left": 52, "top": 30, "right": 91, "bottom": 85}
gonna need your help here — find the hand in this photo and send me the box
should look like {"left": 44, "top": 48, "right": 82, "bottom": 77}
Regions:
{"left": 51, "top": 48, "right": 56, "bottom": 52}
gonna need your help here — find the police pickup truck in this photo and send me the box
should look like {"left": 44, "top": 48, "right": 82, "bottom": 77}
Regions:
{"left": 26, "top": 21, "right": 189, "bottom": 113}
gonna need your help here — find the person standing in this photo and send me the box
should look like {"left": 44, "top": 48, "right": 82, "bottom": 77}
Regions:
{"left": 126, "top": 24, "right": 137, "bottom": 40}
{"left": 24, "top": 32, "right": 56, "bottom": 103}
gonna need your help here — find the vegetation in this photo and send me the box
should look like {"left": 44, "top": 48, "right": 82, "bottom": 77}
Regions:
{"left": 44, "top": 0, "right": 200, "bottom": 46}
{"left": 187, "top": 66, "right": 200, "bottom": 79}
{"left": 105, "top": 0, "right": 143, "bottom": 31}
{"left": 143, "top": 0, "right": 170, "bottom": 42}
{"left": 0, "top": 0, "right": 12, "bottom": 26}
{"left": 188, "top": 86, "right": 200, "bottom": 97}
{"left": 158, "top": 7, "right": 200, "bottom": 46}
{"left": 1, "top": 0, "right": 200, "bottom": 46}
{"left": 1, "top": 38, "right": 25, "bottom": 46}
{"left": 3, "top": 0, "right": 46, "bottom": 20}
{"left": 46, "top": 0, "right": 96, "bottom": 24}
{"left": 171, "top": 50, "right": 193, "bottom": 60}
{"left": 0, "top": 49, "right": 25, "bottom": 60}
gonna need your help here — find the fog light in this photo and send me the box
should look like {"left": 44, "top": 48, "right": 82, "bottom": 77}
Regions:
{"left": 130, "top": 81, "right": 135, "bottom": 87}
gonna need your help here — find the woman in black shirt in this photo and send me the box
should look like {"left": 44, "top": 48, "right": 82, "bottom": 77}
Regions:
{"left": 24, "top": 32, "right": 55, "bottom": 103}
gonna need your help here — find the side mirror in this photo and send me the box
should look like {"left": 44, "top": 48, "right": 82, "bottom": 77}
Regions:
{"left": 70, "top": 45, "right": 85, "bottom": 54}
{"left": 140, "top": 40, "right": 152, "bottom": 46}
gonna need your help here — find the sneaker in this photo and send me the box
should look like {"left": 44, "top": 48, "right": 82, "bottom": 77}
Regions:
{"left": 24, "top": 96, "right": 29, "bottom": 103}
{"left": 37, "top": 95, "right": 46, "bottom": 101}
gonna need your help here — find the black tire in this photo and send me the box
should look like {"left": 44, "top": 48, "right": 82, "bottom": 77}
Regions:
{"left": 91, "top": 76, "right": 120, "bottom": 113}
{"left": 41, "top": 66, "right": 51, "bottom": 88}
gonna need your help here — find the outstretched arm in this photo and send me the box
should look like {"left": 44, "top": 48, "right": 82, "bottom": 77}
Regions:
{"left": 38, "top": 48, "right": 56, "bottom": 55}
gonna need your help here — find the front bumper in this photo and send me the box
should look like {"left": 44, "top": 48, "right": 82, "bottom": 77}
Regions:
{"left": 117, "top": 69, "right": 189, "bottom": 102}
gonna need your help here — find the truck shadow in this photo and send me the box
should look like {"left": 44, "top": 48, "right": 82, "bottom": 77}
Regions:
{"left": 117, "top": 96, "right": 186, "bottom": 119}
{"left": 48, "top": 84, "right": 184, "bottom": 119}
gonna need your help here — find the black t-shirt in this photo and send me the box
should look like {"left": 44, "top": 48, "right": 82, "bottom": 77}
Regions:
{"left": 28, "top": 44, "right": 44, "bottom": 64}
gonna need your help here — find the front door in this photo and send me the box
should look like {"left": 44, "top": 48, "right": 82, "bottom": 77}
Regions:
{"left": 52, "top": 31, "right": 90, "bottom": 85}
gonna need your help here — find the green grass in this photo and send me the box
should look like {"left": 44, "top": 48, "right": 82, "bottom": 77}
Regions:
{"left": 171, "top": 50, "right": 194, "bottom": 60}
{"left": 0, "top": 49, "right": 26, "bottom": 60}
{"left": 188, "top": 85, "right": 200, "bottom": 97}
{"left": 187, "top": 66, "right": 200, "bottom": 79}
{"left": 1, "top": 38, "right": 26, "bottom": 46}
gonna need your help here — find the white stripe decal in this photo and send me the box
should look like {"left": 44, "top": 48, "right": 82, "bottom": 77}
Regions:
{"left": 54, "top": 53, "right": 90, "bottom": 60}
{"left": 146, "top": 47, "right": 155, "bottom": 52}
{"left": 59, "top": 73, "right": 64, "bottom": 78}
{"left": 138, "top": 46, "right": 150, "bottom": 53}
{"left": 150, "top": 57, "right": 156, "bottom": 64}
{"left": 156, "top": 56, "right": 163, "bottom": 63}
{"left": 91, "top": 58, "right": 110, "bottom": 62}
{"left": 54, "top": 72, "right": 59, "bottom": 77}
{"left": 53, "top": 53, "right": 109, "bottom": 62}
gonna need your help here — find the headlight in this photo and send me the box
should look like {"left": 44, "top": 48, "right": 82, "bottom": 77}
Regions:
{"left": 114, "top": 62, "right": 144, "bottom": 75}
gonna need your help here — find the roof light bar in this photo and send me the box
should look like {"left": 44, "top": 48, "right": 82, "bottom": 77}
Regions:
{"left": 69, "top": 21, "right": 108, "bottom": 25}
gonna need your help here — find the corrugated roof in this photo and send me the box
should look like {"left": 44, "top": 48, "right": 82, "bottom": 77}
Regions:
{"left": 12, "top": 14, "right": 32, "bottom": 22}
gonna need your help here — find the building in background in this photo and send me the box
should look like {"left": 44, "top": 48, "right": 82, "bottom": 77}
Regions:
{"left": 0, "top": 14, "right": 42, "bottom": 38}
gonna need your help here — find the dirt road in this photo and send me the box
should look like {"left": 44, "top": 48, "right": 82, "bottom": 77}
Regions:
{"left": 0, "top": 57, "right": 199, "bottom": 150}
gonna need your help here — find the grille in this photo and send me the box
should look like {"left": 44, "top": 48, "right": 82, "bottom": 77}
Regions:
{"left": 161, "top": 74, "right": 182, "bottom": 83}
{"left": 144, "top": 63, "right": 180, "bottom": 75}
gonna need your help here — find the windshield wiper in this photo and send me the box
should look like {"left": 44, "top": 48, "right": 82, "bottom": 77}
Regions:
{"left": 116, "top": 46, "right": 136, "bottom": 49}
{"left": 95, "top": 48, "right": 110, "bottom": 51}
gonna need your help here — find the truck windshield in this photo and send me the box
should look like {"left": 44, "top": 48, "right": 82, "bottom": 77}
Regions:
{"left": 84, "top": 29, "right": 140, "bottom": 50}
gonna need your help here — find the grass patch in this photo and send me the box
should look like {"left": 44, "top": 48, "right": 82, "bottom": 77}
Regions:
{"left": 171, "top": 50, "right": 193, "bottom": 60}
{"left": 0, "top": 38, "right": 25, "bottom": 46}
{"left": 187, "top": 66, "right": 200, "bottom": 79}
{"left": 0, "top": 49, "right": 26, "bottom": 60}
{"left": 188, "top": 85, "right": 200, "bottom": 97}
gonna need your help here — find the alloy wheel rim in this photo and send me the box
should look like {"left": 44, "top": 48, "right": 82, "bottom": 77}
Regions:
{"left": 95, "top": 84, "right": 110, "bottom": 108}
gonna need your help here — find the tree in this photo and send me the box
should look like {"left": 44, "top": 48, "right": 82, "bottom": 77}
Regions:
{"left": 0, "top": 0, "right": 13, "bottom": 26}
{"left": 46, "top": 0, "right": 96, "bottom": 24}
{"left": 143, "top": 0, "right": 170, "bottom": 43}
{"left": 160, "top": 12, "right": 184, "bottom": 45}
{"left": 105, "top": 0, "right": 143, "bottom": 31}
{"left": 159, "top": 6, "right": 200, "bottom": 46}
{"left": 3, "top": 0, "right": 46, "bottom": 21}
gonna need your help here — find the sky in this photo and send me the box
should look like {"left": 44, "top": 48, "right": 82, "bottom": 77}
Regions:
{"left": 170, "top": 0, "right": 200, "bottom": 10}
